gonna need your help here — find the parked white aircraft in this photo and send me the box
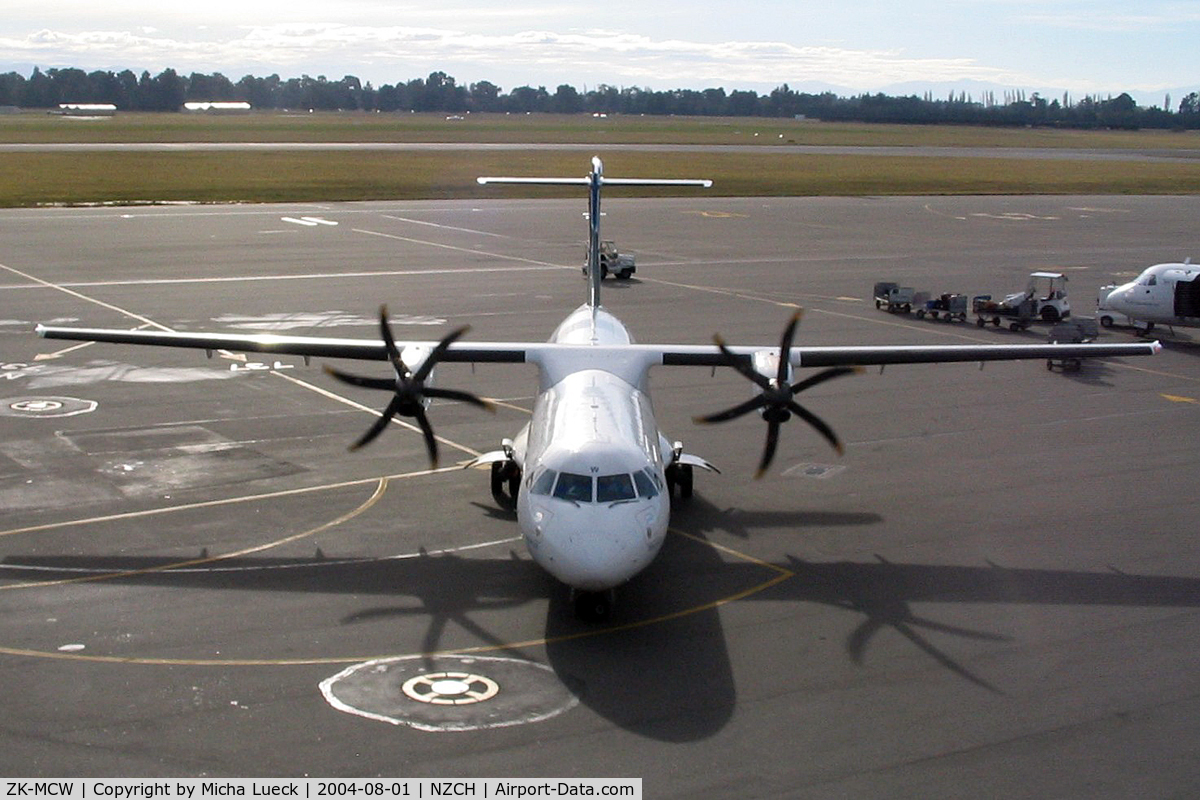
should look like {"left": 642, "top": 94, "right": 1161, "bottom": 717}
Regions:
{"left": 36, "top": 158, "right": 1162, "bottom": 619}
{"left": 1104, "top": 261, "right": 1200, "bottom": 333}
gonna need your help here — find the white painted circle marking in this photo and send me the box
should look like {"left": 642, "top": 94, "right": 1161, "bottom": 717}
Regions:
{"left": 12, "top": 400, "right": 63, "bottom": 412}
{"left": 321, "top": 654, "right": 577, "bottom": 731}
{"left": 1, "top": 396, "right": 97, "bottom": 418}
{"left": 402, "top": 671, "right": 500, "bottom": 705}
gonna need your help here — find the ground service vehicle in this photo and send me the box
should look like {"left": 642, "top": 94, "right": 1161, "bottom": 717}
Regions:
{"left": 874, "top": 281, "right": 915, "bottom": 313}
{"left": 583, "top": 240, "right": 636, "bottom": 280}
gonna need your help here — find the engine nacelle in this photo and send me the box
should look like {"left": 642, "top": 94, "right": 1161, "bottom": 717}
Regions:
{"left": 399, "top": 344, "right": 435, "bottom": 405}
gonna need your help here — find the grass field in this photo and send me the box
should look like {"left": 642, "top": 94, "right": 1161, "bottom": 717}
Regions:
{"left": 3, "top": 112, "right": 1200, "bottom": 206}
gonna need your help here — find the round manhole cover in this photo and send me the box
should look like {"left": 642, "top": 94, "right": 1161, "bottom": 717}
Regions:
{"left": 320, "top": 654, "right": 577, "bottom": 731}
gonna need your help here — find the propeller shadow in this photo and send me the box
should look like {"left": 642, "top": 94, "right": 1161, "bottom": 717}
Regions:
{"left": 670, "top": 492, "right": 883, "bottom": 539}
{"left": 7, "top": 533, "right": 1200, "bottom": 737}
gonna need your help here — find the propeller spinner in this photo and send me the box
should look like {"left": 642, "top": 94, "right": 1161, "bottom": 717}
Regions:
{"left": 695, "top": 311, "right": 860, "bottom": 478}
{"left": 324, "top": 306, "right": 494, "bottom": 467}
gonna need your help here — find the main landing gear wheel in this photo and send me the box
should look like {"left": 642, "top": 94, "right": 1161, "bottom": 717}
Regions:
{"left": 573, "top": 590, "right": 613, "bottom": 622}
{"left": 490, "top": 461, "right": 521, "bottom": 510}
{"left": 666, "top": 463, "right": 693, "bottom": 500}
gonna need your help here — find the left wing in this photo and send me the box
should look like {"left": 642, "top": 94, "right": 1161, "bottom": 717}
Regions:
{"left": 35, "top": 325, "right": 529, "bottom": 364}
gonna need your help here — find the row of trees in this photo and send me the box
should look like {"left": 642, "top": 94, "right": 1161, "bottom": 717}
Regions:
{"left": 2, "top": 66, "right": 1199, "bottom": 130}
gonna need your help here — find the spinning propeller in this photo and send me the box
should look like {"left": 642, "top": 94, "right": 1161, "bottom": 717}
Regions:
{"left": 324, "top": 305, "right": 494, "bottom": 467}
{"left": 694, "top": 311, "right": 860, "bottom": 478}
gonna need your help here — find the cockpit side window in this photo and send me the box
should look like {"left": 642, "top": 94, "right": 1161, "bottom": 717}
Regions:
{"left": 597, "top": 473, "right": 636, "bottom": 502}
{"left": 530, "top": 468, "right": 557, "bottom": 496}
{"left": 633, "top": 468, "right": 659, "bottom": 499}
{"left": 553, "top": 472, "right": 593, "bottom": 503}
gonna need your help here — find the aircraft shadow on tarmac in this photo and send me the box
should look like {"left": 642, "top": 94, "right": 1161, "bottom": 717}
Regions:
{"left": 6, "top": 507, "right": 1200, "bottom": 740}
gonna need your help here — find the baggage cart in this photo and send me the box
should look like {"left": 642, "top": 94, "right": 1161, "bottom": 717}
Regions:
{"left": 914, "top": 292, "right": 968, "bottom": 322}
{"left": 1045, "top": 318, "right": 1099, "bottom": 372}
{"left": 974, "top": 294, "right": 1036, "bottom": 331}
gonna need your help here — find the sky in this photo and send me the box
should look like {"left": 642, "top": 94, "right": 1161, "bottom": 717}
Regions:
{"left": 2, "top": 1, "right": 1198, "bottom": 105}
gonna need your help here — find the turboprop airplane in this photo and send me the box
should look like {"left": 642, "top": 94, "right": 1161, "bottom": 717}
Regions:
{"left": 1104, "top": 261, "right": 1200, "bottom": 334}
{"left": 36, "top": 158, "right": 1162, "bottom": 620}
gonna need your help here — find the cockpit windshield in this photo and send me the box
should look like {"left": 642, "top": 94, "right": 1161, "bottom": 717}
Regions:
{"left": 530, "top": 466, "right": 663, "bottom": 504}
{"left": 553, "top": 472, "right": 593, "bottom": 503}
{"left": 597, "top": 473, "right": 635, "bottom": 502}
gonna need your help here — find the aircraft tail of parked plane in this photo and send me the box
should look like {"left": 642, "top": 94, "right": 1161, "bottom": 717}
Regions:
{"left": 478, "top": 156, "right": 712, "bottom": 310}
{"left": 35, "top": 158, "right": 1162, "bottom": 619}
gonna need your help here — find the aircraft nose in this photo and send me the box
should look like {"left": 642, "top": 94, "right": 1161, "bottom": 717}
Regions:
{"left": 529, "top": 507, "right": 665, "bottom": 591}
{"left": 549, "top": 529, "right": 644, "bottom": 590}
{"left": 1106, "top": 283, "right": 1133, "bottom": 313}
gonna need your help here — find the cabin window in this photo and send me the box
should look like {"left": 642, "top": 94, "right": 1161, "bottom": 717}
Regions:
{"left": 553, "top": 472, "right": 593, "bottom": 503}
{"left": 633, "top": 468, "right": 659, "bottom": 499}
{"left": 530, "top": 468, "right": 557, "bottom": 496}
{"left": 597, "top": 473, "right": 636, "bottom": 502}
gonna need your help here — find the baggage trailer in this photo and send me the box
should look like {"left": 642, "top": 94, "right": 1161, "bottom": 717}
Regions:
{"left": 873, "top": 281, "right": 915, "bottom": 313}
{"left": 973, "top": 294, "right": 1036, "bottom": 331}
{"left": 914, "top": 292, "right": 968, "bottom": 322}
{"left": 1045, "top": 318, "right": 1099, "bottom": 372}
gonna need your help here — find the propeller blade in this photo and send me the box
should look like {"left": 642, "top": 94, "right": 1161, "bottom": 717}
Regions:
{"left": 349, "top": 396, "right": 402, "bottom": 451}
{"left": 413, "top": 406, "right": 439, "bottom": 468}
{"left": 377, "top": 305, "right": 408, "bottom": 376}
{"left": 323, "top": 365, "right": 395, "bottom": 391}
{"left": 702, "top": 313, "right": 852, "bottom": 476}
{"left": 755, "top": 419, "right": 782, "bottom": 478}
{"left": 788, "top": 401, "right": 844, "bottom": 455}
{"left": 424, "top": 386, "right": 497, "bottom": 412}
{"left": 714, "top": 335, "right": 772, "bottom": 390}
{"left": 413, "top": 325, "right": 470, "bottom": 383}
{"left": 693, "top": 394, "right": 767, "bottom": 424}
{"left": 789, "top": 365, "right": 861, "bottom": 396}
{"left": 776, "top": 310, "right": 802, "bottom": 385}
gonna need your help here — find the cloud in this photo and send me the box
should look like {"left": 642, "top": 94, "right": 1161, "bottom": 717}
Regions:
{"left": 1016, "top": 5, "right": 1200, "bottom": 33}
{"left": 0, "top": 24, "right": 1033, "bottom": 90}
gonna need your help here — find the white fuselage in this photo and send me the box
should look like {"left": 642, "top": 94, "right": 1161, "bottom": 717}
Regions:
{"left": 1106, "top": 263, "right": 1200, "bottom": 328}
{"left": 511, "top": 304, "right": 671, "bottom": 591}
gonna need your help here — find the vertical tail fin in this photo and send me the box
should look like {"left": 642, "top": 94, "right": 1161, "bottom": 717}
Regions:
{"left": 478, "top": 157, "right": 711, "bottom": 309}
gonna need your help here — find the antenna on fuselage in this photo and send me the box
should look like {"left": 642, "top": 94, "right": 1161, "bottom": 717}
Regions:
{"left": 478, "top": 157, "right": 711, "bottom": 309}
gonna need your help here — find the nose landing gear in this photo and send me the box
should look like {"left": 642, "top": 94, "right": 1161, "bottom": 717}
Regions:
{"left": 572, "top": 589, "right": 614, "bottom": 622}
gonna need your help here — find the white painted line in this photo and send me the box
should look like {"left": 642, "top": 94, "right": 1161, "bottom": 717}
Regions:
{"left": 1, "top": 535, "right": 522, "bottom": 575}
{"left": 34, "top": 340, "right": 96, "bottom": 361}
{"left": 300, "top": 217, "right": 338, "bottom": 226}
{"left": 2, "top": 265, "right": 566, "bottom": 290}
{"left": 0, "top": 261, "right": 173, "bottom": 331}
{"left": 381, "top": 215, "right": 511, "bottom": 239}
{"left": 352, "top": 228, "right": 568, "bottom": 270}
{"left": 282, "top": 217, "right": 319, "bottom": 227}
{"left": 0, "top": 468, "right": 447, "bottom": 539}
